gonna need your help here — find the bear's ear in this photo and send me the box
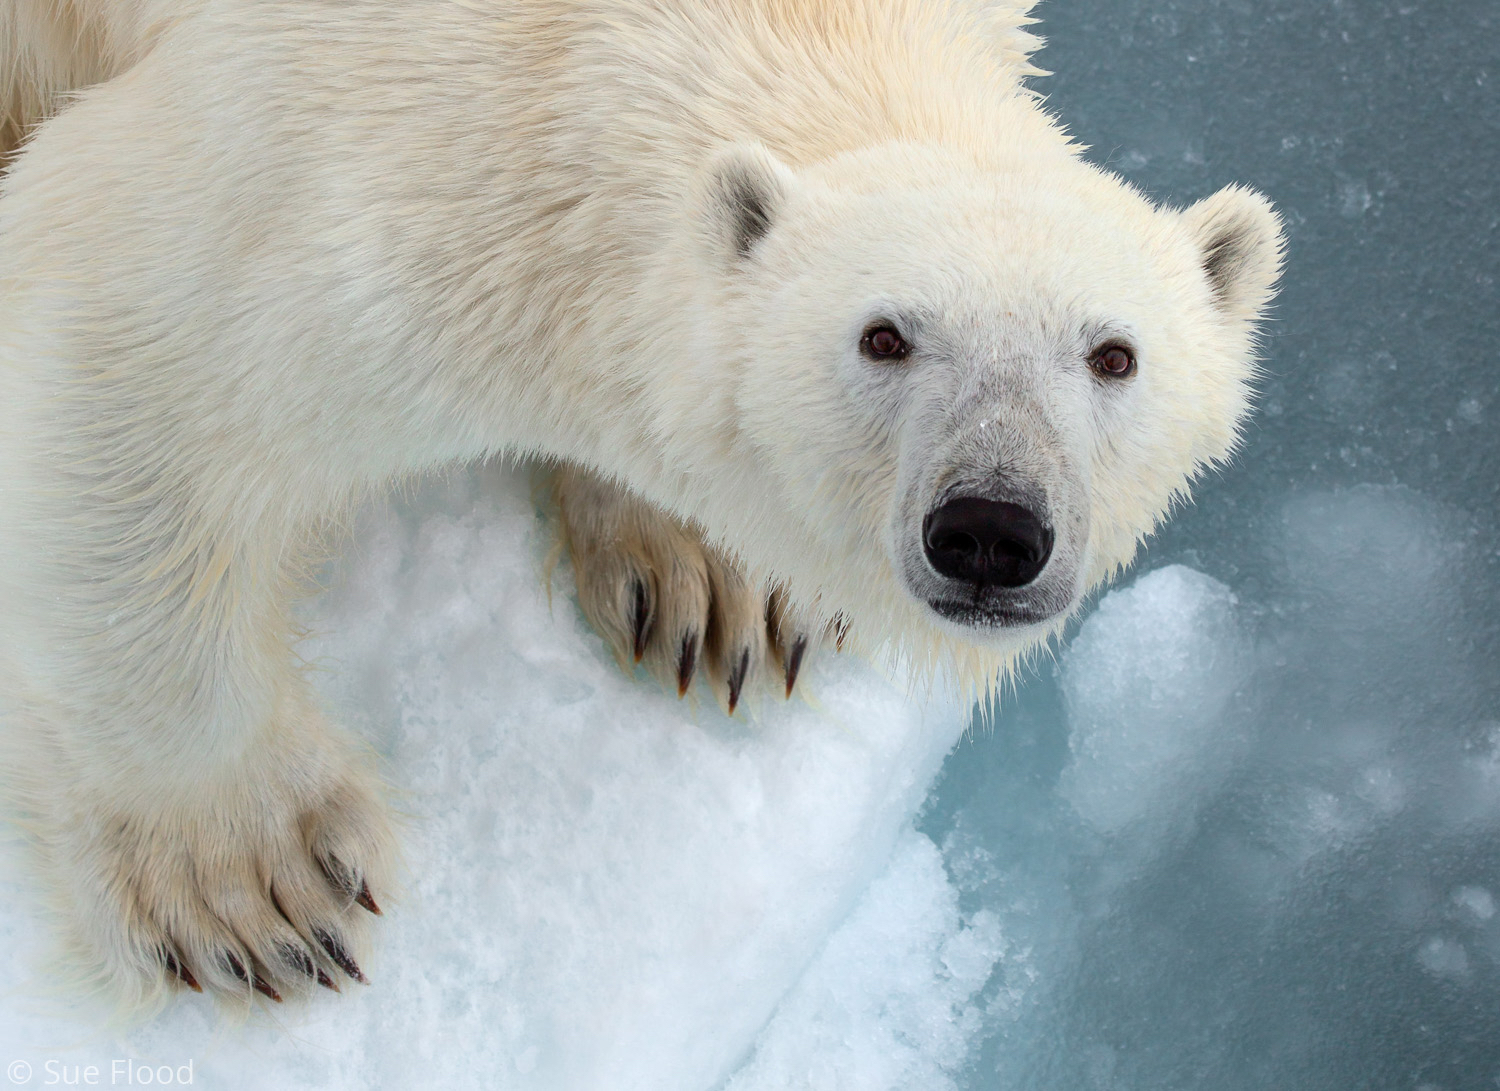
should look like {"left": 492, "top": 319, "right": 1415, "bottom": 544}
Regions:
{"left": 699, "top": 143, "right": 799, "bottom": 263}
{"left": 1182, "top": 185, "right": 1286, "bottom": 323}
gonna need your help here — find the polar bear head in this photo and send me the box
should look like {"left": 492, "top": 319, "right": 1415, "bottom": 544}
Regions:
{"left": 684, "top": 141, "right": 1283, "bottom": 674}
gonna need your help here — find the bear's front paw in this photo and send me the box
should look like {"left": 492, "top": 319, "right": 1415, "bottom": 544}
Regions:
{"left": 47, "top": 738, "right": 397, "bottom": 1008}
{"left": 555, "top": 466, "right": 842, "bottom": 712}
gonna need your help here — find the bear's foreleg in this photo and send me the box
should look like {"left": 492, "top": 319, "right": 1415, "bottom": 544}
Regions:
{"left": 1, "top": 414, "right": 397, "bottom": 1008}
{"left": 554, "top": 465, "right": 840, "bottom": 710}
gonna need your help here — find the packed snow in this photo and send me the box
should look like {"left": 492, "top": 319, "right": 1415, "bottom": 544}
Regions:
{"left": 0, "top": 463, "right": 966, "bottom": 1090}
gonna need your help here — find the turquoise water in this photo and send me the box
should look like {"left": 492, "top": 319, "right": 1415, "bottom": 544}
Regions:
{"left": 925, "top": 2, "right": 1500, "bottom": 1086}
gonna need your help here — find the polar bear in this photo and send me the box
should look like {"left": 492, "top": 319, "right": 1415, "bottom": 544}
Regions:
{"left": 0, "top": 0, "right": 1282, "bottom": 1007}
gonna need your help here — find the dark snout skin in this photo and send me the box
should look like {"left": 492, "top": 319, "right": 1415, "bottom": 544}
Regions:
{"left": 910, "top": 483, "right": 1078, "bottom": 629}
{"left": 923, "top": 497, "right": 1054, "bottom": 589}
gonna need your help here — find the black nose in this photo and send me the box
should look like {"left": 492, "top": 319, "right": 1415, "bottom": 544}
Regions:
{"left": 923, "top": 497, "right": 1054, "bottom": 589}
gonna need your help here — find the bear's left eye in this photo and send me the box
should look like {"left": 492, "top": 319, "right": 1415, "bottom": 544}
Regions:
{"left": 1089, "top": 343, "right": 1137, "bottom": 379}
{"left": 861, "top": 323, "right": 910, "bottom": 361}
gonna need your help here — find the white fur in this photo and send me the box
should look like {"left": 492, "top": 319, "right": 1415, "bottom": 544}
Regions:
{"left": 0, "top": 0, "right": 1282, "bottom": 1008}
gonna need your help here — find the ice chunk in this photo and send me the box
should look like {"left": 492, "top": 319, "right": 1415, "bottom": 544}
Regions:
{"left": 1058, "top": 565, "right": 1249, "bottom": 835}
{"left": 724, "top": 829, "right": 1004, "bottom": 1091}
{"left": 0, "top": 462, "right": 964, "bottom": 1091}
{"left": 1453, "top": 886, "right": 1495, "bottom": 922}
{"left": 1417, "top": 936, "right": 1471, "bottom": 980}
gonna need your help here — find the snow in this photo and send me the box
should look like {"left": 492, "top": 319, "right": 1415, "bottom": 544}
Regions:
{"left": 0, "top": 463, "right": 966, "bottom": 1090}
{"left": 722, "top": 830, "right": 1005, "bottom": 1091}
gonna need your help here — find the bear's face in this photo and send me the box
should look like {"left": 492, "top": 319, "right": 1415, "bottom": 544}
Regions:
{"left": 695, "top": 143, "right": 1283, "bottom": 651}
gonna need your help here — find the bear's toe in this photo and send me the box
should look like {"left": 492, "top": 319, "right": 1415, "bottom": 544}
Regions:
{"left": 701, "top": 549, "right": 768, "bottom": 714}
{"left": 555, "top": 464, "right": 847, "bottom": 711}
{"left": 48, "top": 752, "right": 396, "bottom": 1010}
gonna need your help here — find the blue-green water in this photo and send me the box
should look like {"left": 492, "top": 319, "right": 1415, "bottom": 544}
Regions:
{"left": 921, "top": 1, "right": 1500, "bottom": 1086}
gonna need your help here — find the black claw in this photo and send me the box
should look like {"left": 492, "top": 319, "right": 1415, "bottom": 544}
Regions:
{"left": 224, "top": 951, "right": 279, "bottom": 1000}
{"left": 631, "top": 579, "right": 651, "bottom": 663}
{"left": 784, "top": 635, "right": 808, "bottom": 699}
{"left": 281, "top": 943, "right": 317, "bottom": 980}
{"left": 319, "top": 856, "right": 377, "bottom": 915}
{"left": 320, "top": 861, "right": 381, "bottom": 916}
{"left": 834, "top": 614, "right": 850, "bottom": 652}
{"left": 317, "top": 968, "right": 340, "bottom": 992}
{"left": 676, "top": 631, "right": 699, "bottom": 697}
{"left": 727, "top": 648, "right": 750, "bottom": 715}
{"left": 355, "top": 879, "right": 382, "bottom": 916}
{"left": 164, "top": 950, "right": 201, "bottom": 993}
{"left": 314, "top": 927, "right": 369, "bottom": 985}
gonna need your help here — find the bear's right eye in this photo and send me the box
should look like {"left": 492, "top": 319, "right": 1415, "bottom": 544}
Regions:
{"left": 1088, "top": 342, "right": 1137, "bottom": 379}
{"left": 861, "top": 323, "right": 910, "bottom": 361}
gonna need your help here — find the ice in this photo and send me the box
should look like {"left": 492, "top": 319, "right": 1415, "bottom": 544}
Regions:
{"left": 1417, "top": 936, "right": 1471, "bottom": 980}
{"left": 0, "top": 463, "right": 966, "bottom": 1090}
{"left": 1454, "top": 887, "right": 1495, "bottom": 922}
{"left": 1058, "top": 566, "right": 1249, "bottom": 836}
{"left": 723, "top": 829, "right": 1004, "bottom": 1091}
